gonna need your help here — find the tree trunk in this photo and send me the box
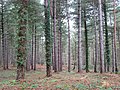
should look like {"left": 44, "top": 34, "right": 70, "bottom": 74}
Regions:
{"left": 31, "top": 25, "right": 34, "bottom": 70}
{"left": 118, "top": 28, "right": 120, "bottom": 70}
{"left": 66, "top": 0, "right": 71, "bottom": 72}
{"left": 113, "top": 0, "right": 118, "bottom": 73}
{"left": 73, "top": 36, "right": 77, "bottom": 70}
{"left": 37, "top": 36, "right": 40, "bottom": 64}
{"left": 0, "top": 13, "right": 1, "bottom": 65}
{"left": 103, "top": 0, "right": 110, "bottom": 72}
{"left": 53, "top": 0, "right": 58, "bottom": 72}
{"left": 94, "top": 8, "right": 98, "bottom": 73}
{"left": 16, "top": 0, "right": 28, "bottom": 80}
{"left": 98, "top": 0, "right": 104, "bottom": 73}
{"left": 58, "top": 17, "right": 62, "bottom": 71}
{"left": 44, "top": 0, "right": 52, "bottom": 77}
{"left": 112, "top": 33, "right": 115, "bottom": 72}
{"left": 1, "top": 0, "right": 6, "bottom": 70}
{"left": 59, "top": 21, "right": 62, "bottom": 71}
{"left": 6, "top": 34, "right": 9, "bottom": 69}
{"left": 83, "top": 6, "right": 89, "bottom": 73}
{"left": 77, "top": 0, "right": 82, "bottom": 72}
{"left": 6, "top": 18, "right": 10, "bottom": 69}
{"left": 67, "top": 2, "right": 71, "bottom": 73}
{"left": 58, "top": 26, "right": 60, "bottom": 71}
{"left": 34, "top": 24, "right": 37, "bottom": 70}
{"left": 26, "top": 51, "right": 30, "bottom": 71}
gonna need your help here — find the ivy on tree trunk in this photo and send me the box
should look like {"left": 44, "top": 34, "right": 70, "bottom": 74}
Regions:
{"left": 44, "top": 0, "right": 52, "bottom": 77}
{"left": 16, "top": 0, "right": 28, "bottom": 80}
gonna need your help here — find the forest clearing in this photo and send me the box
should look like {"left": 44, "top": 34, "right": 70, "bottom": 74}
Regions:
{"left": 0, "top": 65, "right": 120, "bottom": 90}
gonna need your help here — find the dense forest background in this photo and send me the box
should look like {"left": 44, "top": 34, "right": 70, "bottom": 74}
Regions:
{"left": 0, "top": 0, "right": 120, "bottom": 89}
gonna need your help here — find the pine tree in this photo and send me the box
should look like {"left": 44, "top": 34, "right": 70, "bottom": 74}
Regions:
{"left": 103, "top": 0, "right": 110, "bottom": 72}
{"left": 53, "top": 0, "right": 58, "bottom": 72}
{"left": 98, "top": 0, "right": 104, "bottom": 73}
{"left": 44, "top": 0, "right": 52, "bottom": 77}
{"left": 83, "top": 3, "right": 89, "bottom": 73}
{"left": 16, "top": 0, "right": 28, "bottom": 80}
{"left": 113, "top": 0, "right": 118, "bottom": 73}
{"left": 66, "top": 0, "right": 71, "bottom": 72}
{"left": 77, "top": 0, "right": 82, "bottom": 72}
{"left": 93, "top": 5, "right": 98, "bottom": 73}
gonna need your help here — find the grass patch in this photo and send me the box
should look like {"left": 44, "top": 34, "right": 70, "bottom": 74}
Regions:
{"left": 55, "top": 84, "right": 63, "bottom": 89}
{"left": 30, "top": 84, "right": 39, "bottom": 89}
{"left": 0, "top": 70, "right": 16, "bottom": 78}
{"left": 73, "top": 83, "right": 89, "bottom": 90}
{"left": 50, "top": 79, "right": 57, "bottom": 83}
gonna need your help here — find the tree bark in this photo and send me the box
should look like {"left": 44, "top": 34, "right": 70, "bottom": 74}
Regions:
{"left": 1, "top": 0, "right": 6, "bottom": 70}
{"left": 44, "top": 0, "right": 52, "bottom": 77}
{"left": 83, "top": 6, "right": 89, "bottom": 73}
{"left": 6, "top": 34, "right": 9, "bottom": 69}
{"left": 66, "top": 0, "right": 71, "bottom": 72}
{"left": 59, "top": 21, "right": 62, "bottom": 71}
{"left": 16, "top": 0, "right": 28, "bottom": 80}
{"left": 31, "top": 25, "right": 34, "bottom": 70}
{"left": 0, "top": 14, "right": 1, "bottom": 65}
{"left": 98, "top": 0, "right": 104, "bottom": 73}
{"left": 34, "top": 24, "right": 37, "bottom": 70}
{"left": 94, "top": 8, "right": 98, "bottom": 73}
{"left": 112, "top": 33, "right": 115, "bottom": 72}
{"left": 103, "top": 0, "right": 110, "bottom": 72}
{"left": 77, "top": 0, "right": 82, "bottom": 72}
{"left": 113, "top": 0, "right": 118, "bottom": 73}
{"left": 53, "top": 0, "right": 58, "bottom": 72}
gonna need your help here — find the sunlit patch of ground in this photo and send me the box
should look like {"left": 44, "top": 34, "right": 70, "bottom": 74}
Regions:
{"left": 0, "top": 65, "right": 120, "bottom": 90}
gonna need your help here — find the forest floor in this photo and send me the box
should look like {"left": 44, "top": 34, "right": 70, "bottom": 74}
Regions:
{"left": 0, "top": 65, "right": 120, "bottom": 90}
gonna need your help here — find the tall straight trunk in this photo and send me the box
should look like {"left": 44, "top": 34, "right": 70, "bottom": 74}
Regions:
{"left": 41, "top": 37, "right": 44, "bottom": 65}
{"left": 50, "top": 16, "right": 55, "bottom": 70}
{"left": 12, "top": 47, "right": 16, "bottom": 67}
{"left": 4, "top": 34, "right": 7, "bottom": 69}
{"left": 103, "top": 0, "right": 110, "bottom": 72}
{"left": 57, "top": 0, "right": 60, "bottom": 72}
{"left": 112, "top": 33, "right": 115, "bottom": 72}
{"left": 73, "top": 35, "right": 77, "bottom": 70}
{"left": 52, "top": 46, "right": 54, "bottom": 69}
{"left": 26, "top": 26, "right": 30, "bottom": 71}
{"left": 58, "top": 25, "right": 60, "bottom": 71}
{"left": 1, "top": 0, "right": 6, "bottom": 70}
{"left": 98, "top": 0, "right": 104, "bottom": 73}
{"left": 31, "top": 25, "right": 34, "bottom": 70}
{"left": 58, "top": 0, "right": 62, "bottom": 71}
{"left": 118, "top": 29, "right": 120, "bottom": 67}
{"left": 53, "top": 0, "right": 58, "bottom": 72}
{"left": 0, "top": 33, "right": 2, "bottom": 66}
{"left": 94, "top": 8, "right": 98, "bottom": 73}
{"left": 37, "top": 36, "right": 40, "bottom": 64}
{"left": 16, "top": 0, "right": 28, "bottom": 80}
{"left": 66, "top": 0, "right": 71, "bottom": 72}
{"left": 59, "top": 21, "right": 62, "bottom": 71}
{"left": 34, "top": 24, "right": 37, "bottom": 70}
{"left": 83, "top": 6, "right": 89, "bottom": 73}
{"left": 26, "top": 48, "right": 30, "bottom": 71}
{"left": 44, "top": 0, "right": 52, "bottom": 77}
{"left": 26, "top": 3, "right": 30, "bottom": 71}
{"left": 77, "top": 0, "right": 82, "bottom": 72}
{"left": 113, "top": 0, "right": 118, "bottom": 73}
{"left": 6, "top": 35, "right": 9, "bottom": 69}
{"left": 58, "top": 18, "right": 62, "bottom": 71}
{"left": 6, "top": 18, "right": 10, "bottom": 69}
{"left": 50, "top": 1, "right": 54, "bottom": 70}
{"left": 11, "top": 28, "right": 16, "bottom": 67}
